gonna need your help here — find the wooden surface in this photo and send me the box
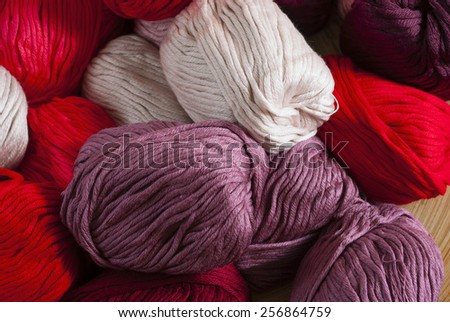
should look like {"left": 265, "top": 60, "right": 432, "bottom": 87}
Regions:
{"left": 253, "top": 11, "right": 450, "bottom": 302}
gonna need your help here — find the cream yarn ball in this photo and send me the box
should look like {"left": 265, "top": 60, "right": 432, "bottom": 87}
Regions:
{"left": 0, "top": 66, "right": 28, "bottom": 169}
{"left": 135, "top": 18, "right": 174, "bottom": 46}
{"left": 160, "top": 0, "right": 337, "bottom": 150}
{"left": 83, "top": 34, "right": 191, "bottom": 125}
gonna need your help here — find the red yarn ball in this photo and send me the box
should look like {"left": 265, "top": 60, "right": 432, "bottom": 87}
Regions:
{"left": 65, "top": 265, "right": 250, "bottom": 302}
{"left": 319, "top": 56, "right": 450, "bottom": 204}
{"left": 0, "top": 0, "right": 125, "bottom": 106}
{"left": 104, "top": 0, "right": 191, "bottom": 20}
{"left": 0, "top": 169, "right": 85, "bottom": 301}
{"left": 19, "top": 97, "right": 115, "bottom": 190}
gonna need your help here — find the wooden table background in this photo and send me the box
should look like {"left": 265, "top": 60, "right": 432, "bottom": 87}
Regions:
{"left": 254, "top": 11, "right": 450, "bottom": 302}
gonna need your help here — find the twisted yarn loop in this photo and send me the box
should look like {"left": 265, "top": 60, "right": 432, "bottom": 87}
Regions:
{"left": 0, "top": 0, "right": 124, "bottom": 105}
{"left": 0, "top": 169, "right": 85, "bottom": 301}
{"left": 0, "top": 66, "right": 28, "bottom": 169}
{"left": 19, "top": 97, "right": 115, "bottom": 190}
{"left": 83, "top": 34, "right": 191, "bottom": 125}
{"left": 291, "top": 203, "right": 444, "bottom": 301}
{"left": 135, "top": 18, "right": 175, "bottom": 46}
{"left": 161, "top": 0, "right": 337, "bottom": 151}
{"left": 319, "top": 56, "right": 450, "bottom": 204}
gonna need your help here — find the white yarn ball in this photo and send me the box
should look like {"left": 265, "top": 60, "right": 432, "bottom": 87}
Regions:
{"left": 0, "top": 66, "right": 28, "bottom": 169}
{"left": 83, "top": 34, "right": 191, "bottom": 125}
{"left": 160, "top": 0, "right": 337, "bottom": 150}
{"left": 135, "top": 18, "right": 174, "bottom": 46}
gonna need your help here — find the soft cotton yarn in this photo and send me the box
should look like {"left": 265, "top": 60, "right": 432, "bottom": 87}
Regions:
{"left": 161, "top": 0, "right": 336, "bottom": 151}
{"left": 319, "top": 56, "right": 450, "bottom": 204}
{"left": 0, "top": 170, "right": 85, "bottom": 301}
{"left": 104, "top": 0, "right": 191, "bottom": 20}
{"left": 83, "top": 34, "right": 191, "bottom": 125}
{"left": 337, "top": 0, "right": 355, "bottom": 18}
{"left": 275, "top": 0, "right": 333, "bottom": 35}
{"left": 65, "top": 265, "right": 249, "bottom": 302}
{"left": 135, "top": 18, "right": 174, "bottom": 46}
{"left": 340, "top": 0, "right": 450, "bottom": 100}
{"left": 291, "top": 203, "right": 443, "bottom": 301}
{"left": 0, "top": 67, "right": 28, "bottom": 169}
{"left": 19, "top": 97, "right": 115, "bottom": 190}
{"left": 0, "top": 0, "right": 124, "bottom": 106}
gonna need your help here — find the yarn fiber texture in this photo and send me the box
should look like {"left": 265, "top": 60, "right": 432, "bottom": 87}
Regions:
{"left": 19, "top": 97, "right": 115, "bottom": 191}
{"left": 61, "top": 121, "right": 268, "bottom": 276}
{"left": 319, "top": 56, "right": 450, "bottom": 204}
{"left": 104, "top": 0, "right": 191, "bottom": 20}
{"left": 0, "top": 66, "right": 28, "bottom": 169}
{"left": 83, "top": 34, "right": 191, "bottom": 125}
{"left": 275, "top": 0, "right": 333, "bottom": 35}
{"left": 340, "top": 0, "right": 450, "bottom": 100}
{"left": 291, "top": 202, "right": 444, "bottom": 301}
{"left": 65, "top": 265, "right": 249, "bottom": 302}
{"left": 135, "top": 18, "right": 174, "bottom": 46}
{"left": 0, "top": 0, "right": 124, "bottom": 106}
{"left": 161, "top": 0, "right": 336, "bottom": 151}
{"left": 0, "top": 169, "right": 85, "bottom": 301}
{"left": 337, "top": 0, "right": 355, "bottom": 18}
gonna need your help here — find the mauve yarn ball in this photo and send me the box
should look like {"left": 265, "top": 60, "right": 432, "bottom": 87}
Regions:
{"left": 161, "top": 0, "right": 336, "bottom": 151}
{"left": 0, "top": 0, "right": 125, "bottom": 106}
{"left": 275, "top": 0, "right": 334, "bottom": 35}
{"left": 103, "top": 0, "right": 191, "bottom": 20}
{"left": 0, "top": 66, "right": 28, "bottom": 169}
{"left": 83, "top": 34, "right": 191, "bottom": 125}
{"left": 61, "top": 121, "right": 268, "bottom": 275}
{"left": 19, "top": 97, "right": 115, "bottom": 190}
{"left": 319, "top": 56, "right": 450, "bottom": 204}
{"left": 135, "top": 18, "right": 174, "bottom": 46}
{"left": 65, "top": 265, "right": 250, "bottom": 302}
{"left": 291, "top": 203, "right": 444, "bottom": 301}
{"left": 340, "top": 0, "right": 450, "bottom": 100}
{"left": 0, "top": 170, "right": 85, "bottom": 301}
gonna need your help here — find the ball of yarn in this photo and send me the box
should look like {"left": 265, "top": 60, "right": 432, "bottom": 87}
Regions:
{"left": 0, "top": 0, "right": 124, "bottom": 106}
{"left": 83, "top": 34, "right": 191, "bottom": 125}
{"left": 275, "top": 0, "right": 333, "bottom": 35}
{"left": 135, "top": 18, "right": 174, "bottom": 46}
{"left": 291, "top": 203, "right": 444, "bottom": 301}
{"left": 61, "top": 120, "right": 367, "bottom": 290}
{"left": 61, "top": 121, "right": 268, "bottom": 275}
{"left": 319, "top": 56, "right": 450, "bottom": 204}
{"left": 65, "top": 265, "right": 249, "bottom": 302}
{"left": 161, "top": 0, "right": 336, "bottom": 151}
{"left": 340, "top": 0, "right": 450, "bottom": 100}
{"left": 337, "top": 0, "right": 355, "bottom": 19}
{"left": 0, "top": 66, "right": 28, "bottom": 169}
{"left": 19, "top": 97, "right": 115, "bottom": 190}
{"left": 0, "top": 169, "right": 85, "bottom": 301}
{"left": 103, "top": 0, "right": 191, "bottom": 20}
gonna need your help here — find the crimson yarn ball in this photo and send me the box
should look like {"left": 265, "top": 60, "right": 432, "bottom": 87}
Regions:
{"left": 275, "top": 0, "right": 333, "bottom": 35}
{"left": 0, "top": 0, "right": 124, "bottom": 106}
{"left": 319, "top": 56, "right": 450, "bottom": 204}
{"left": 103, "top": 0, "right": 191, "bottom": 20}
{"left": 0, "top": 169, "right": 85, "bottom": 301}
{"left": 291, "top": 203, "right": 443, "bottom": 301}
{"left": 65, "top": 265, "right": 250, "bottom": 302}
{"left": 340, "top": 0, "right": 450, "bottom": 100}
{"left": 19, "top": 97, "right": 115, "bottom": 190}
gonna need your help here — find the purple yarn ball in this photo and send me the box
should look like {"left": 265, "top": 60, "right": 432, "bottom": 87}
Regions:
{"left": 291, "top": 202, "right": 444, "bottom": 301}
{"left": 340, "top": 0, "right": 450, "bottom": 100}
